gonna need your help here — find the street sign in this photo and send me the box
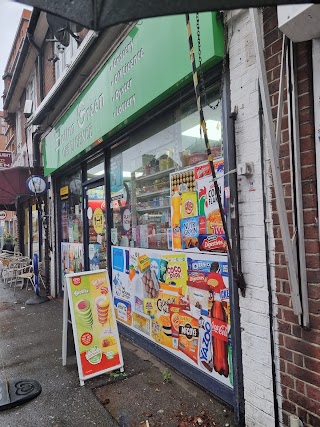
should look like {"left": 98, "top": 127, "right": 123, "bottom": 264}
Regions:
{"left": 0, "top": 151, "right": 12, "bottom": 168}
{"left": 0, "top": 212, "right": 7, "bottom": 221}
{"left": 26, "top": 175, "right": 48, "bottom": 195}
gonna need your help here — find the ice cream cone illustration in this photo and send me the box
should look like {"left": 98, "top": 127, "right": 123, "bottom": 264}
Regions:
{"left": 96, "top": 295, "right": 110, "bottom": 325}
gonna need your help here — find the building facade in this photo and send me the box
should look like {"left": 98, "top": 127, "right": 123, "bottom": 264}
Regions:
{"left": 3, "top": 6, "right": 320, "bottom": 427}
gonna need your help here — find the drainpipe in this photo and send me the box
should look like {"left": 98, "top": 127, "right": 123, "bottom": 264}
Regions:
{"left": 258, "top": 87, "right": 280, "bottom": 427}
{"left": 32, "top": 126, "right": 42, "bottom": 172}
{"left": 27, "top": 32, "right": 44, "bottom": 101}
{"left": 32, "top": 127, "right": 50, "bottom": 294}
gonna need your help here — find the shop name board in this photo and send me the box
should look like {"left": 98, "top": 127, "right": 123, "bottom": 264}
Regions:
{"left": 0, "top": 151, "right": 12, "bottom": 168}
{"left": 43, "top": 13, "right": 223, "bottom": 175}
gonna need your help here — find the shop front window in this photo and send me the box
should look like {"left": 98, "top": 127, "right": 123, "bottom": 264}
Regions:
{"left": 59, "top": 170, "right": 84, "bottom": 278}
{"left": 110, "top": 89, "right": 222, "bottom": 251}
{"left": 110, "top": 88, "right": 232, "bottom": 392}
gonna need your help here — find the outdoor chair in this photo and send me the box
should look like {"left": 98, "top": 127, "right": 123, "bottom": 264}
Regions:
{"left": 16, "top": 261, "right": 45, "bottom": 295}
{"left": 3, "top": 260, "right": 25, "bottom": 292}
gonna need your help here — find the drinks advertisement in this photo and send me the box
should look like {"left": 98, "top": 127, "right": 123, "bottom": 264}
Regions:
{"left": 65, "top": 270, "right": 124, "bottom": 382}
{"left": 170, "top": 159, "right": 227, "bottom": 253}
{"left": 112, "top": 246, "right": 233, "bottom": 388}
{"left": 61, "top": 243, "right": 84, "bottom": 274}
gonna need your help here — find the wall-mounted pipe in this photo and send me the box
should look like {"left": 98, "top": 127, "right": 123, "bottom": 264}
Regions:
{"left": 258, "top": 87, "right": 280, "bottom": 427}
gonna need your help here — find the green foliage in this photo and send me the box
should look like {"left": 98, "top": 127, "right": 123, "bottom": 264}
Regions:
{"left": 162, "top": 368, "right": 172, "bottom": 383}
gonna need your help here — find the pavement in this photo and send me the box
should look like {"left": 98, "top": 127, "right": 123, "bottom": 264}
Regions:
{"left": 0, "top": 278, "right": 236, "bottom": 427}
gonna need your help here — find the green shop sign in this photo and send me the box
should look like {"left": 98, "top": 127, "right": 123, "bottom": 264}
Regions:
{"left": 43, "top": 13, "right": 223, "bottom": 175}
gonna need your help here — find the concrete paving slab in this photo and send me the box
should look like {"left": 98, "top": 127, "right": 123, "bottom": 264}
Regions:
{"left": 0, "top": 281, "right": 118, "bottom": 427}
{"left": 0, "top": 278, "right": 237, "bottom": 427}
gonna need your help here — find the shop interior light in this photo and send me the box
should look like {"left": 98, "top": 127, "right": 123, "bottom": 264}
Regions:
{"left": 182, "top": 120, "right": 221, "bottom": 140}
{"left": 123, "top": 171, "right": 143, "bottom": 178}
{"left": 94, "top": 170, "right": 105, "bottom": 176}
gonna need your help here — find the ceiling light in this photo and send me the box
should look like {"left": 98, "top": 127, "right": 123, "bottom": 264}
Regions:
{"left": 182, "top": 120, "right": 221, "bottom": 140}
{"left": 94, "top": 170, "right": 105, "bottom": 176}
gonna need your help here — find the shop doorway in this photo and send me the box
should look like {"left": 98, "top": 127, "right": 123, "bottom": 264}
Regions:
{"left": 84, "top": 182, "right": 107, "bottom": 271}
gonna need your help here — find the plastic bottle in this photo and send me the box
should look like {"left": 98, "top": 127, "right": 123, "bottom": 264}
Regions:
{"left": 212, "top": 292, "right": 229, "bottom": 377}
{"left": 171, "top": 187, "right": 181, "bottom": 249}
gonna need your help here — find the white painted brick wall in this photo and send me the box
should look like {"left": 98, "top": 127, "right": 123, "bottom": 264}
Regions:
{"left": 227, "top": 9, "right": 279, "bottom": 427}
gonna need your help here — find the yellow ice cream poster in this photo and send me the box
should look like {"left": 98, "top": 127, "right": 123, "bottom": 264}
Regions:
{"left": 65, "top": 270, "right": 124, "bottom": 383}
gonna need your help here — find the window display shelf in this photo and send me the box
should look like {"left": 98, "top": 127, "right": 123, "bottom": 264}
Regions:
{"left": 136, "top": 206, "right": 171, "bottom": 213}
{"left": 136, "top": 188, "right": 170, "bottom": 199}
{"left": 135, "top": 167, "right": 176, "bottom": 182}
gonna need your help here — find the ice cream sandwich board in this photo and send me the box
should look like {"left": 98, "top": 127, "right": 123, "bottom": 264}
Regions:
{"left": 63, "top": 270, "right": 124, "bottom": 385}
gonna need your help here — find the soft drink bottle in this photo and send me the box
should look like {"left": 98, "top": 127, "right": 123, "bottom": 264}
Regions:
{"left": 211, "top": 292, "right": 229, "bottom": 377}
{"left": 171, "top": 187, "right": 181, "bottom": 249}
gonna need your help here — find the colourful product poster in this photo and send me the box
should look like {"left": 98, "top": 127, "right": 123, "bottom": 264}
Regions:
{"left": 111, "top": 247, "right": 232, "bottom": 388}
{"left": 61, "top": 243, "right": 84, "bottom": 288}
{"left": 89, "top": 244, "right": 101, "bottom": 270}
{"left": 112, "top": 247, "right": 132, "bottom": 304}
{"left": 170, "top": 160, "right": 227, "bottom": 253}
{"left": 65, "top": 270, "right": 124, "bottom": 382}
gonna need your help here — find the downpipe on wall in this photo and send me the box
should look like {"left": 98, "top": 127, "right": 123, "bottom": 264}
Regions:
{"left": 258, "top": 88, "right": 280, "bottom": 427}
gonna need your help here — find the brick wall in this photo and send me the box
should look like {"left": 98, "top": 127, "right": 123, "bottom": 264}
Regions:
{"left": 42, "top": 30, "right": 56, "bottom": 98}
{"left": 263, "top": 7, "right": 320, "bottom": 427}
{"left": 228, "top": 9, "right": 277, "bottom": 427}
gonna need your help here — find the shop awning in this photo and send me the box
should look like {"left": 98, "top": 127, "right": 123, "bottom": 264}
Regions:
{"left": 0, "top": 167, "right": 31, "bottom": 209}
{"left": 15, "top": 0, "right": 319, "bottom": 31}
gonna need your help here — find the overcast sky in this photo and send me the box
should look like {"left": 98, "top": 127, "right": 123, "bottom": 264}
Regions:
{"left": 0, "top": 0, "right": 32, "bottom": 109}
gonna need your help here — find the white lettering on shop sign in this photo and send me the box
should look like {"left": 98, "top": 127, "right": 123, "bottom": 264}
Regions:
{"left": 111, "top": 38, "right": 144, "bottom": 118}
{"left": 110, "top": 40, "right": 134, "bottom": 70}
{"left": 77, "top": 95, "right": 105, "bottom": 128}
{"left": 55, "top": 93, "right": 104, "bottom": 158}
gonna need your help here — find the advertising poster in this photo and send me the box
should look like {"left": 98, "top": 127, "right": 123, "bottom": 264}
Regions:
{"left": 112, "top": 246, "right": 233, "bottom": 388}
{"left": 89, "top": 244, "right": 101, "bottom": 271}
{"left": 170, "top": 159, "right": 227, "bottom": 253}
{"left": 65, "top": 270, "right": 124, "bottom": 383}
{"left": 110, "top": 154, "right": 123, "bottom": 194}
{"left": 61, "top": 243, "right": 84, "bottom": 274}
{"left": 112, "top": 247, "right": 133, "bottom": 326}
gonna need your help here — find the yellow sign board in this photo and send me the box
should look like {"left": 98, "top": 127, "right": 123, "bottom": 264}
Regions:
{"left": 93, "top": 207, "right": 105, "bottom": 234}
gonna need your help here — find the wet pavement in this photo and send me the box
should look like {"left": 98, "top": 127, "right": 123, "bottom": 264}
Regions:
{"left": 0, "top": 278, "right": 236, "bottom": 427}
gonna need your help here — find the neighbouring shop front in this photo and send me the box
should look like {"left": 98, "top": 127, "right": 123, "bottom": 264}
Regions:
{"left": 44, "top": 12, "right": 239, "bottom": 410}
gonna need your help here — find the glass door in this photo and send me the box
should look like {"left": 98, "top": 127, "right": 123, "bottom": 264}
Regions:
{"left": 84, "top": 182, "right": 107, "bottom": 270}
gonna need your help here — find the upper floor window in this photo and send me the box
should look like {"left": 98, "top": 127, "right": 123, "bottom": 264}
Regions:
{"left": 1, "top": 118, "right": 5, "bottom": 135}
{"left": 26, "top": 70, "right": 38, "bottom": 113}
{"left": 55, "top": 37, "right": 78, "bottom": 80}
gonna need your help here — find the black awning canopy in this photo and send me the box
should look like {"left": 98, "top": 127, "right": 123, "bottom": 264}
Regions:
{"left": 15, "top": 0, "right": 320, "bottom": 31}
{"left": 0, "top": 167, "right": 31, "bottom": 209}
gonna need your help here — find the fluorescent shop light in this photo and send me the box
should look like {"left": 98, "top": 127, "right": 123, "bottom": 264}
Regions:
{"left": 182, "top": 120, "right": 221, "bottom": 140}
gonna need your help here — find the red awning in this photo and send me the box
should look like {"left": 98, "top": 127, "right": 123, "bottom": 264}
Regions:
{"left": 0, "top": 167, "right": 31, "bottom": 207}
